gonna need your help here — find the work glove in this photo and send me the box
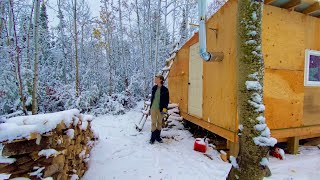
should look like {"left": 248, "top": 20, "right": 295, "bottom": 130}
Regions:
{"left": 161, "top": 108, "right": 168, "bottom": 118}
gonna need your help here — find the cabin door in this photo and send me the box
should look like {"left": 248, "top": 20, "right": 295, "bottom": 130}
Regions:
{"left": 188, "top": 42, "right": 203, "bottom": 118}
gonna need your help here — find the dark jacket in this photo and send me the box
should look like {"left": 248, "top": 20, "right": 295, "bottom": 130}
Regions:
{"left": 150, "top": 85, "right": 169, "bottom": 112}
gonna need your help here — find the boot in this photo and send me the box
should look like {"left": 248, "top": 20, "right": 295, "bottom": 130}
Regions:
{"left": 155, "top": 129, "right": 163, "bottom": 143}
{"left": 149, "top": 131, "right": 156, "bottom": 144}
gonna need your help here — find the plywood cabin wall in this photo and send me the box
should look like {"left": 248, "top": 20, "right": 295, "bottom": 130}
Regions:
{"left": 168, "top": 0, "right": 320, "bottom": 142}
{"left": 262, "top": 5, "right": 320, "bottom": 139}
{"left": 169, "top": 0, "right": 239, "bottom": 142}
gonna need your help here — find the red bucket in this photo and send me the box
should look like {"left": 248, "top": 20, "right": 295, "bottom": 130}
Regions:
{"left": 194, "top": 138, "right": 207, "bottom": 153}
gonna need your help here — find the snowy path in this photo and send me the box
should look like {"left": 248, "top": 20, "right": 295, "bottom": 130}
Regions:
{"left": 82, "top": 102, "right": 320, "bottom": 180}
{"left": 82, "top": 102, "right": 230, "bottom": 180}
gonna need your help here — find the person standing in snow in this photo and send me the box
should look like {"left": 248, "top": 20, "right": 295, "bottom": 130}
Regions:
{"left": 149, "top": 74, "right": 169, "bottom": 144}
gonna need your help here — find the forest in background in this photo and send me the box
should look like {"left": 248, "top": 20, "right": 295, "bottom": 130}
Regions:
{"left": 0, "top": 0, "right": 224, "bottom": 115}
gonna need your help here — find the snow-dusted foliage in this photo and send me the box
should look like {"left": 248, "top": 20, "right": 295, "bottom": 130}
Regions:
{"left": 0, "top": 0, "right": 202, "bottom": 116}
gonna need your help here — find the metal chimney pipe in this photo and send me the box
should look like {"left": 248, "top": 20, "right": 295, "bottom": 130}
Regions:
{"left": 198, "top": 0, "right": 211, "bottom": 61}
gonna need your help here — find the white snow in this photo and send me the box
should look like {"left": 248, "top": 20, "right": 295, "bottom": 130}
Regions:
{"left": 251, "top": 93, "right": 262, "bottom": 103}
{"left": 167, "top": 116, "right": 183, "bottom": 121}
{"left": 245, "top": 81, "right": 262, "bottom": 91}
{"left": 261, "top": 127, "right": 271, "bottom": 137}
{"left": 254, "top": 124, "right": 266, "bottom": 131}
{"left": 0, "top": 109, "right": 80, "bottom": 142}
{"left": 168, "top": 103, "right": 179, "bottom": 109}
{"left": 65, "top": 129, "right": 75, "bottom": 139}
{"left": 145, "top": 101, "right": 151, "bottom": 106}
{"left": 256, "top": 46, "right": 261, "bottom": 51}
{"left": 73, "top": 117, "right": 80, "bottom": 126}
{"left": 260, "top": 157, "right": 269, "bottom": 166}
{"left": 80, "top": 114, "right": 94, "bottom": 122}
{"left": 229, "top": 156, "right": 239, "bottom": 169}
{"left": 141, "top": 110, "right": 149, "bottom": 115}
{"left": 247, "top": 31, "right": 257, "bottom": 36}
{"left": 79, "top": 149, "right": 86, "bottom": 159}
{"left": 73, "top": 102, "right": 320, "bottom": 180}
{"left": 28, "top": 167, "right": 45, "bottom": 177}
{"left": 256, "top": 116, "right": 266, "bottom": 124}
{"left": 80, "top": 120, "right": 89, "bottom": 130}
{"left": 166, "top": 53, "right": 176, "bottom": 62}
{"left": 248, "top": 72, "right": 259, "bottom": 80}
{"left": 252, "top": 11, "right": 257, "bottom": 21}
{"left": 162, "top": 67, "right": 171, "bottom": 71}
{"left": 248, "top": 100, "right": 265, "bottom": 112}
{"left": 253, "top": 136, "right": 277, "bottom": 147}
{"left": 195, "top": 138, "right": 206, "bottom": 146}
{"left": 70, "top": 174, "right": 79, "bottom": 180}
{"left": 278, "top": 148, "right": 286, "bottom": 160}
{"left": 0, "top": 157, "right": 16, "bottom": 164}
{"left": 245, "top": 40, "right": 257, "bottom": 45}
{"left": 82, "top": 102, "right": 231, "bottom": 179}
{"left": 220, "top": 150, "right": 227, "bottom": 155}
{"left": 252, "top": 51, "right": 262, "bottom": 57}
{"left": 238, "top": 124, "right": 244, "bottom": 131}
{"left": 57, "top": 139, "right": 62, "bottom": 145}
{"left": 168, "top": 108, "right": 179, "bottom": 115}
{"left": 38, "top": 149, "right": 58, "bottom": 159}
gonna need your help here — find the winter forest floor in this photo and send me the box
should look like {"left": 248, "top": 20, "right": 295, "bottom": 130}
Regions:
{"left": 82, "top": 102, "right": 320, "bottom": 180}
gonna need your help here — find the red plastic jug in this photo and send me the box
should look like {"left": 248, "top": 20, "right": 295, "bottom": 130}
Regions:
{"left": 194, "top": 138, "right": 207, "bottom": 153}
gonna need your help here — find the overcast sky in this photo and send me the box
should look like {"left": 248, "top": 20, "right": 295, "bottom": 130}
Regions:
{"left": 46, "top": 0, "right": 217, "bottom": 28}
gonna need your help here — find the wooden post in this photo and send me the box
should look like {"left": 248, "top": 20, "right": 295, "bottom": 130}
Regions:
{"left": 227, "top": 140, "right": 239, "bottom": 157}
{"left": 287, "top": 136, "right": 299, "bottom": 154}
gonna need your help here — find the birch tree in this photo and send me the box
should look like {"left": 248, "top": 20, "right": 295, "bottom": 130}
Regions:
{"left": 32, "top": 0, "right": 40, "bottom": 114}
{"left": 227, "top": 0, "right": 276, "bottom": 179}
{"left": 8, "top": 0, "right": 27, "bottom": 114}
{"left": 74, "top": 0, "right": 80, "bottom": 97}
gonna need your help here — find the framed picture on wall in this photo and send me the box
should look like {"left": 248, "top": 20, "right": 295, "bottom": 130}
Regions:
{"left": 305, "top": 49, "right": 320, "bottom": 86}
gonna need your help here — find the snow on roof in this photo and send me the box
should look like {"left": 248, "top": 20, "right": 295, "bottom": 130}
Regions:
{"left": 0, "top": 109, "right": 93, "bottom": 143}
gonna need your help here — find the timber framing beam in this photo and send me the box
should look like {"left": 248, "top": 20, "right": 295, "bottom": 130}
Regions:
{"left": 264, "top": 0, "right": 277, "bottom": 4}
{"left": 303, "top": 2, "right": 320, "bottom": 15}
{"left": 281, "top": 0, "right": 302, "bottom": 9}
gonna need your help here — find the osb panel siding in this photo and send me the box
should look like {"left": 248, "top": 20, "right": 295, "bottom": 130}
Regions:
{"left": 262, "top": 5, "right": 320, "bottom": 129}
{"left": 264, "top": 69, "right": 304, "bottom": 129}
{"left": 168, "top": 47, "right": 189, "bottom": 113}
{"left": 262, "top": 5, "right": 320, "bottom": 71}
{"left": 203, "top": 0, "right": 238, "bottom": 132}
{"left": 169, "top": 1, "right": 320, "bottom": 139}
{"left": 303, "top": 87, "right": 320, "bottom": 126}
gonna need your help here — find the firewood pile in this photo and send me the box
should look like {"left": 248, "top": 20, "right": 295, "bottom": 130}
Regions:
{"left": 164, "top": 103, "right": 183, "bottom": 129}
{"left": 0, "top": 109, "right": 98, "bottom": 179}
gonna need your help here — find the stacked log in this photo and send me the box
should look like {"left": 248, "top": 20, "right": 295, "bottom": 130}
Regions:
{"left": 164, "top": 104, "right": 183, "bottom": 129}
{"left": 0, "top": 110, "right": 97, "bottom": 179}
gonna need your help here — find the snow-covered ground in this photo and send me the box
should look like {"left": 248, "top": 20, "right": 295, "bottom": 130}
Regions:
{"left": 83, "top": 102, "right": 320, "bottom": 180}
{"left": 1, "top": 102, "right": 319, "bottom": 180}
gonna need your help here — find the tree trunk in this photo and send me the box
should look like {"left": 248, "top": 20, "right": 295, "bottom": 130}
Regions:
{"left": 32, "top": 0, "right": 41, "bottom": 115}
{"left": 172, "top": 0, "right": 177, "bottom": 43}
{"left": 135, "top": 0, "right": 147, "bottom": 97}
{"left": 227, "top": 1, "right": 276, "bottom": 179}
{"left": 0, "top": 1, "right": 4, "bottom": 34}
{"left": 57, "top": 0, "right": 67, "bottom": 84}
{"left": 154, "top": 0, "right": 161, "bottom": 76}
{"left": 74, "top": 0, "right": 80, "bottom": 97}
{"left": 118, "top": 0, "right": 128, "bottom": 90}
{"left": 7, "top": 0, "right": 27, "bottom": 114}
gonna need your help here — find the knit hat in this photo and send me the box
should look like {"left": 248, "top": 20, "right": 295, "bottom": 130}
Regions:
{"left": 155, "top": 74, "right": 164, "bottom": 81}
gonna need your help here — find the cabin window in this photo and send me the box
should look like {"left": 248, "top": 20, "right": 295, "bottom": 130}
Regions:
{"left": 304, "top": 49, "right": 320, "bottom": 86}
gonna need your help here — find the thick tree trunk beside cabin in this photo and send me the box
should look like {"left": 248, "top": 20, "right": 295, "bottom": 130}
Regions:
{"left": 227, "top": 1, "right": 274, "bottom": 180}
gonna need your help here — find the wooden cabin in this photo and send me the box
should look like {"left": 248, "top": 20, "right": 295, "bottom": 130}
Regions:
{"left": 168, "top": 0, "right": 320, "bottom": 154}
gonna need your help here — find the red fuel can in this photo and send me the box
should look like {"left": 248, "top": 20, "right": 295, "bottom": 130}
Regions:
{"left": 194, "top": 138, "right": 207, "bottom": 153}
